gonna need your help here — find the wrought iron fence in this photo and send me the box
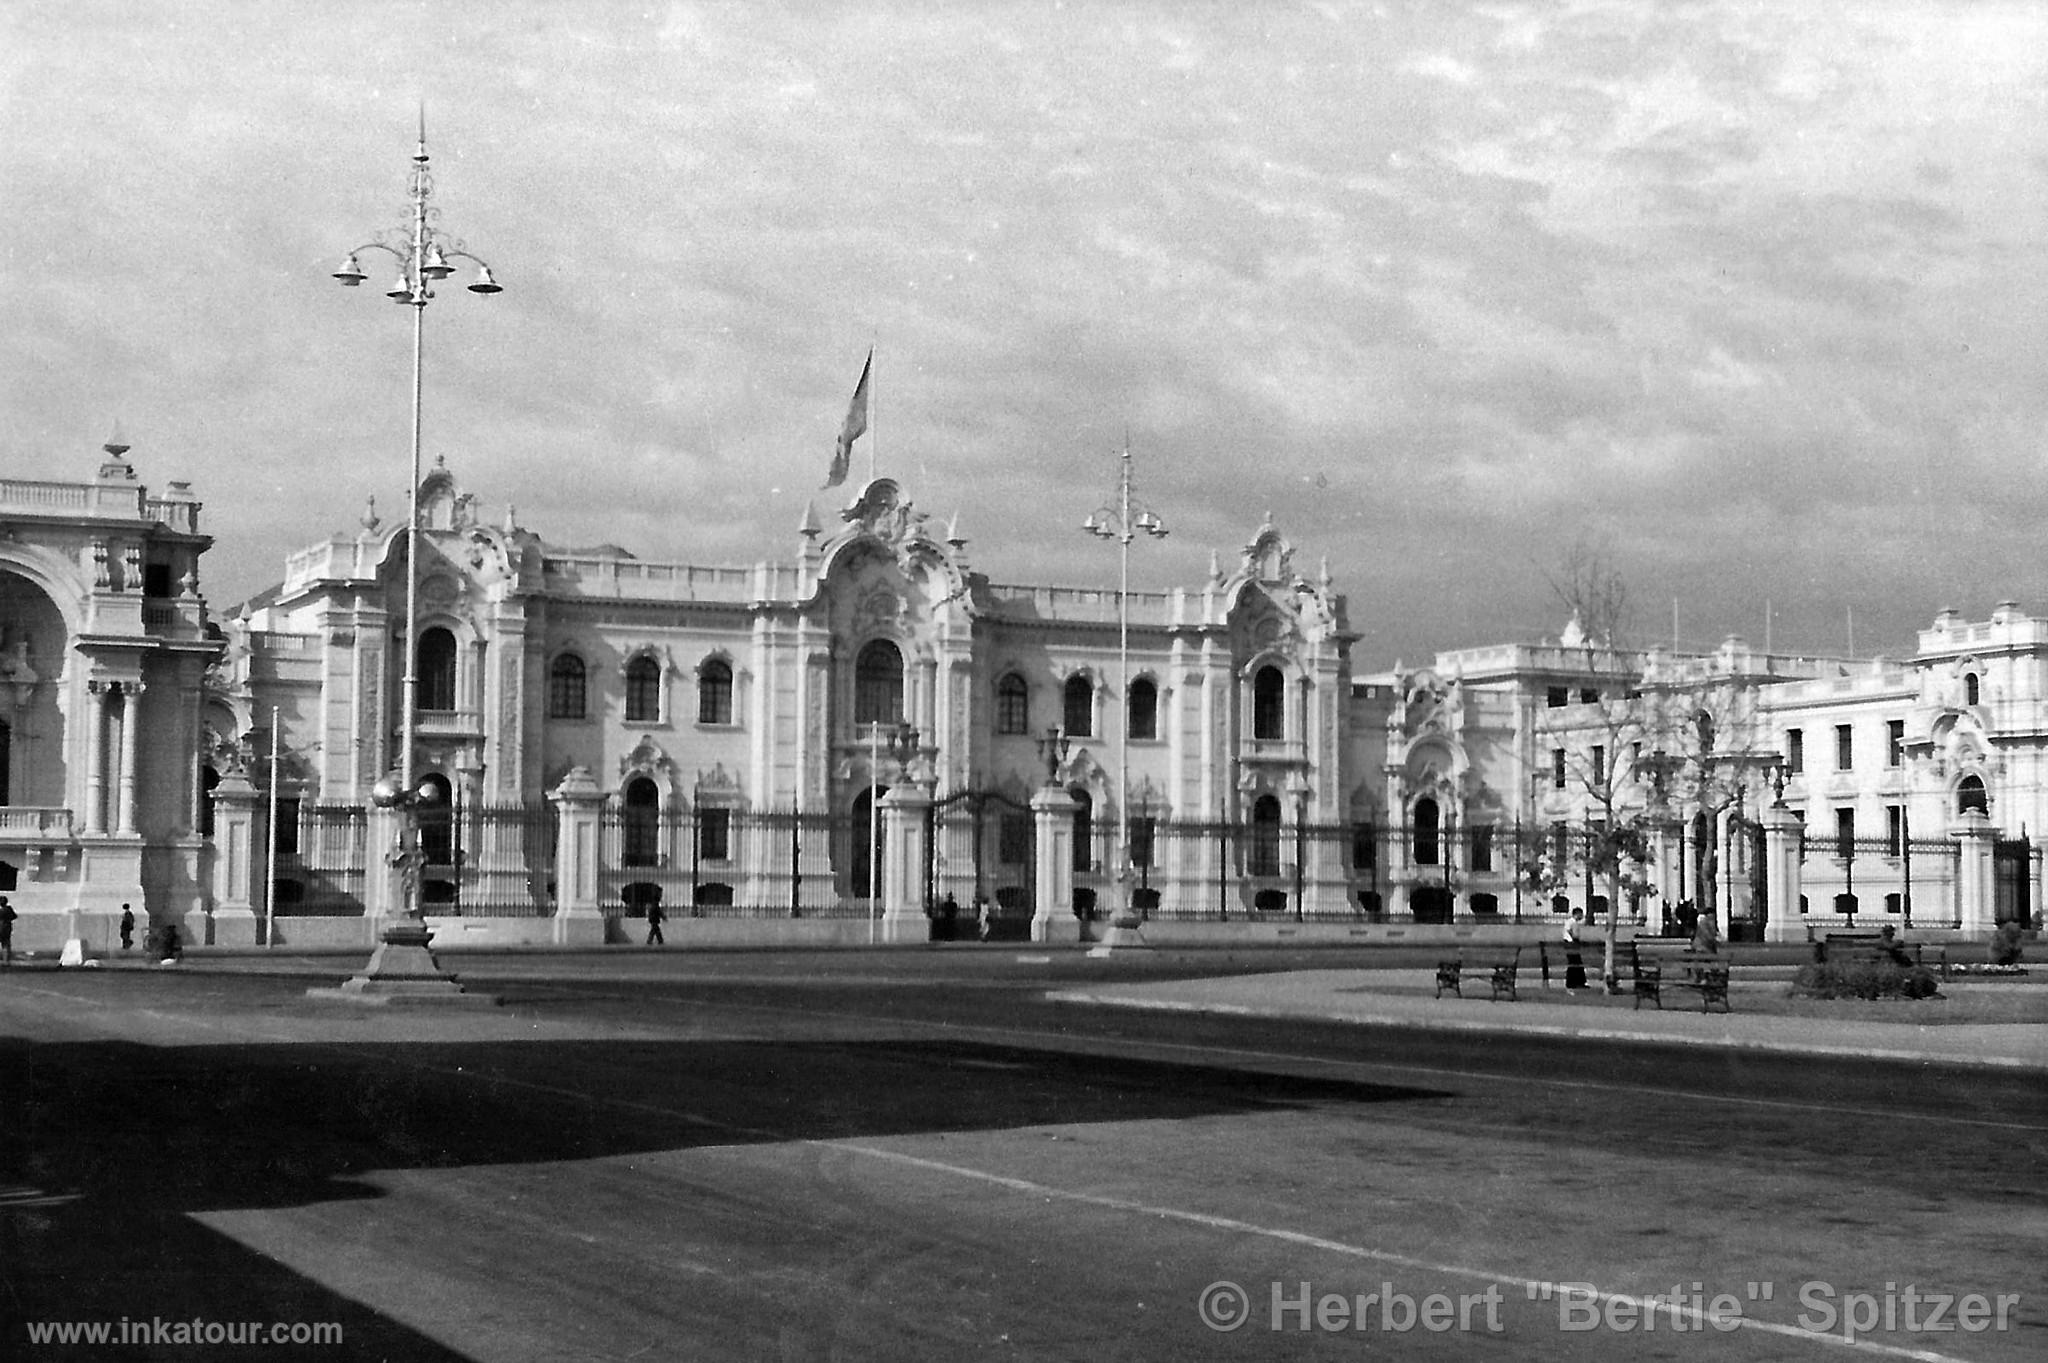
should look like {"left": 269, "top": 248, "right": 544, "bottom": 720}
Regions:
{"left": 271, "top": 803, "right": 367, "bottom": 916}
{"left": 1796, "top": 831, "right": 1961, "bottom": 927}
{"left": 598, "top": 805, "right": 867, "bottom": 919}
{"left": 417, "top": 802, "right": 557, "bottom": 917}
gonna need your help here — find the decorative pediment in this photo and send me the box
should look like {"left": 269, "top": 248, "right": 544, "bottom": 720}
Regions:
{"left": 839, "top": 478, "right": 931, "bottom": 547}
{"left": 620, "top": 736, "right": 677, "bottom": 782}
{"left": 695, "top": 761, "right": 741, "bottom": 797}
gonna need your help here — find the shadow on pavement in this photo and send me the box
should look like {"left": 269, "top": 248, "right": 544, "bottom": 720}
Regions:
{"left": 1, "top": 1035, "right": 1448, "bottom": 1355}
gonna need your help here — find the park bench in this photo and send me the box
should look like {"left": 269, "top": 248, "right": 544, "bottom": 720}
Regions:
{"left": 1820, "top": 932, "right": 1949, "bottom": 979}
{"left": 1631, "top": 949, "right": 1732, "bottom": 1013}
{"left": 1434, "top": 947, "right": 1522, "bottom": 1002}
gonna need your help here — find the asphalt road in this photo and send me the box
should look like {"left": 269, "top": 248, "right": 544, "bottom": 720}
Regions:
{"left": 2, "top": 947, "right": 2042, "bottom": 1362}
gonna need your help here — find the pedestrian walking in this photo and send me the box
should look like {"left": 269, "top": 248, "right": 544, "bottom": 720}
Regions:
{"left": 645, "top": 901, "right": 665, "bottom": 946}
{"left": 0, "top": 895, "right": 15, "bottom": 966}
{"left": 976, "top": 896, "right": 994, "bottom": 942}
{"left": 119, "top": 904, "right": 135, "bottom": 952}
{"left": 159, "top": 921, "right": 181, "bottom": 964}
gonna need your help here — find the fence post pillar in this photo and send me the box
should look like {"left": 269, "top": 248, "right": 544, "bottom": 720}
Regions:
{"left": 880, "top": 780, "right": 933, "bottom": 943}
{"left": 550, "top": 767, "right": 608, "bottom": 946}
{"left": 205, "top": 769, "right": 261, "bottom": 947}
{"left": 1762, "top": 803, "right": 1805, "bottom": 943}
{"left": 1031, "top": 784, "right": 1080, "bottom": 943}
{"left": 1951, "top": 810, "right": 1997, "bottom": 936}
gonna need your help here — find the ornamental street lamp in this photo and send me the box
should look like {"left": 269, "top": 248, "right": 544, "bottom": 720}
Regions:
{"left": 1080, "top": 445, "right": 1167, "bottom": 951}
{"left": 315, "top": 117, "right": 502, "bottom": 1005}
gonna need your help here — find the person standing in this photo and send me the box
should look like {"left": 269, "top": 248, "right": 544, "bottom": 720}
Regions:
{"left": 645, "top": 900, "right": 666, "bottom": 946}
{"left": 0, "top": 895, "right": 15, "bottom": 966}
{"left": 119, "top": 904, "right": 136, "bottom": 952}
{"left": 1562, "top": 907, "right": 1587, "bottom": 990}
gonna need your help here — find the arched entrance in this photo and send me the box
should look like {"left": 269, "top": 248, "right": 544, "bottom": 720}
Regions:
{"left": 1411, "top": 885, "right": 1454, "bottom": 924}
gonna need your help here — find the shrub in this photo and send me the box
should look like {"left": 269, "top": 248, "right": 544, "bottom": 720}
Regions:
{"left": 1791, "top": 960, "right": 1939, "bottom": 1000}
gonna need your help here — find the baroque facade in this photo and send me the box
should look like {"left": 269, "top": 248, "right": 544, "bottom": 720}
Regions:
{"left": 215, "top": 464, "right": 1361, "bottom": 943}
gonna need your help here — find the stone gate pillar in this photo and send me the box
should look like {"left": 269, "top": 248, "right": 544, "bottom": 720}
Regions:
{"left": 208, "top": 769, "right": 261, "bottom": 946}
{"left": 1031, "top": 784, "right": 1080, "bottom": 943}
{"left": 1762, "top": 803, "right": 1805, "bottom": 943}
{"left": 1951, "top": 810, "right": 1997, "bottom": 937}
{"left": 550, "top": 767, "right": 608, "bottom": 945}
{"left": 880, "top": 781, "right": 934, "bottom": 943}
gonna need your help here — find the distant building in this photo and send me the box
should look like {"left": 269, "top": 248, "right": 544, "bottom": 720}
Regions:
{"left": 0, "top": 440, "right": 219, "bottom": 949}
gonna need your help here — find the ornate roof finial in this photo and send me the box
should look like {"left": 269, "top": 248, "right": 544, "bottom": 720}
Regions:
{"left": 360, "top": 495, "right": 381, "bottom": 533}
{"left": 103, "top": 421, "right": 130, "bottom": 458}
{"left": 946, "top": 508, "right": 967, "bottom": 548}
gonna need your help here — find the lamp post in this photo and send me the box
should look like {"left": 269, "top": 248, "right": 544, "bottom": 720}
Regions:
{"left": 314, "top": 119, "right": 502, "bottom": 1004}
{"left": 1081, "top": 446, "right": 1167, "bottom": 951}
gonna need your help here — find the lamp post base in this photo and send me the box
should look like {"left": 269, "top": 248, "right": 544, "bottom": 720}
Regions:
{"left": 1086, "top": 914, "right": 1152, "bottom": 956}
{"left": 307, "top": 919, "right": 500, "bottom": 1007}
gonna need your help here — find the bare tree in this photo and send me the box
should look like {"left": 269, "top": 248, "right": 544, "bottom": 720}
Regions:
{"left": 1543, "top": 533, "right": 1633, "bottom": 648}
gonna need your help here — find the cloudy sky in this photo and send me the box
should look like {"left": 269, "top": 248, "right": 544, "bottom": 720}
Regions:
{"left": 4, "top": 1, "right": 2045, "bottom": 667}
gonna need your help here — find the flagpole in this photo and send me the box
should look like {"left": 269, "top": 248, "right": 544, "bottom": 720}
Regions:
{"left": 868, "top": 720, "right": 879, "bottom": 945}
{"left": 868, "top": 336, "right": 877, "bottom": 485}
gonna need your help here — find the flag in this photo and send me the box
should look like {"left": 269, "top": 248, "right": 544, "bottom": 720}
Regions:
{"left": 824, "top": 350, "right": 871, "bottom": 488}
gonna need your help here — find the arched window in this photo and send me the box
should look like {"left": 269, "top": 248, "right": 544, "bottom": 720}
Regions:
{"left": 1957, "top": 774, "right": 1988, "bottom": 815}
{"left": 851, "top": 786, "right": 885, "bottom": 895}
{"left": 1964, "top": 673, "right": 1981, "bottom": 706}
{"left": 1250, "top": 794, "right": 1282, "bottom": 877}
{"left": 625, "top": 654, "right": 663, "bottom": 723}
{"left": 1414, "top": 797, "right": 1440, "bottom": 866}
{"left": 698, "top": 658, "right": 733, "bottom": 725}
{"left": 548, "top": 653, "right": 587, "bottom": 719}
{"left": 996, "top": 672, "right": 1030, "bottom": 735}
{"left": 1069, "top": 787, "right": 1092, "bottom": 873}
{"left": 1063, "top": 674, "right": 1094, "bottom": 737}
{"left": 1253, "top": 665, "right": 1285, "bottom": 741}
{"left": 855, "top": 641, "right": 903, "bottom": 725}
{"left": 417, "top": 627, "right": 457, "bottom": 712}
{"left": 1128, "top": 677, "right": 1158, "bottom": 741}
{"left": 622, "top": 777, "right": 661, "bottom": 867}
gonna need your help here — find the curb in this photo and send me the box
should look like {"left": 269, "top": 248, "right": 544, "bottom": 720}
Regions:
{"left": 1046, "top": 990, "right": 2047, "bottom": 1072}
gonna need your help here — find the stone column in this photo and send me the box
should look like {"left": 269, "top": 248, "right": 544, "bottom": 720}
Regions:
{"left": 1031, "top": 784, "right": 1080, "bottom": 943}
{"left": 116, "top": 682, "right": 143, "bottom": 835}
{"left": 550, "top": 766, "right": 608, "bottom": 945}
{"left": 879, "top": 780, "right": 934, "bottom": 943}
{"left": 209, "top": 769, "right": 261, "bottom": 946}
{"left": 1762, "top": 804, "right": 1806, "bottom": 943}
{"left": 1951, "top": 810, "right": 1997, "bottom": 936}
{"left": 84, "top": 682, "right": 107, "bottom": 834}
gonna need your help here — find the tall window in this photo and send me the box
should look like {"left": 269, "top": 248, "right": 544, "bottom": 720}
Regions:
{"left": 995, "top": 673, "right": 1029, "bottom": 735}
{"left": 1964, "top": 673, "right": 1981, "bottom": 706}
{"left": 418, "top": 773, "right": 454, "bottom": 865}
{"left": 1070, "top": 787, "right": 1093, "bottom": 872}
{"left": 548, "top": 654, "right": 587, "bottom": 719}
{"left": 698, "top": 806, "right": 731, "bottom": 861}
{"left": 622, "top": 777, "right": 660, "bottom": 867}
{"left": 855, "top": 641, "right": 904, "bottom": 725}
{"left": 698, "top": 658, "right": 733, "bottom": 725}
{"left": 1128, "top": 677, "right": 1158, "bottom": 741}
{"left": 1253, "top": 666, "right": 1285, "bottom": 741}
{"left": 1413, "top": 797, "right": 1440, "bottom": 866}
{"left": 417, "top": 627, "right": 457, "bottom": 712}
{"left": 1063, "top": 674, "right": 1094, "bottom": 737}
{"left": 1352, "top": 820, "right": 1378, "bottom": 870}
{"left": 1131, "top": 816, "right": 1155, "bottom": 871}
{"left": 625, "top": 655, "right": 663, "bottom": 723}
{"left": 1592, "top": 745, "right": 1606, "bottom": 785}
{"left": 1835, "top": 807, "right": 1855, "bottom": 861}
{"left": 1835, "top": 724, "right": 1853, "bottom": 771}
{"left": 1552, "top": 748, "right": 1567, "bottom": 790}
{"left": 1786, "top": 729, "right": 1804, "bottom": 774}
{"left": 1471, "top": 824, "right": 1494, "bottom": 873}
{"left": 1886, "top": 804, "right": 1905, "bottom": 856}
{"left": 1886, "top": 719, "right": 1904, "bottom": 768}
{"left": 1250, "top": 794, "right": 1282, "bottom": 876}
